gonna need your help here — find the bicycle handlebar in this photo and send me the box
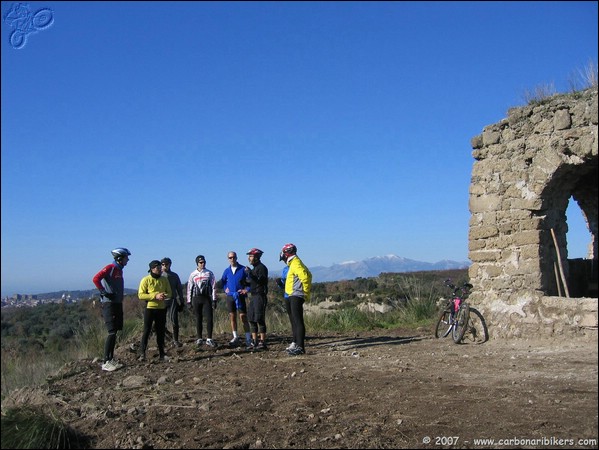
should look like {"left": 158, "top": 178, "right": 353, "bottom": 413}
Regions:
{"left": 444, "top": 279, "right": 472, "bottom": 297}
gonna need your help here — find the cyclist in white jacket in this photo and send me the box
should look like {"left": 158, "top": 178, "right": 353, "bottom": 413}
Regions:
{"left": 187, "top": 255, "right": 218, "bottom": 348}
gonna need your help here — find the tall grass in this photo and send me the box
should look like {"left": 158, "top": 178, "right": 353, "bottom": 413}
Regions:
{"left": 71, "top": 316, "right": 144, "bottom": 360}
{"left": 307, "top": 308, "right": 379, "bottom": 332}
{"left": 393, "top": 275, "right": 439, "bottom": 325}
{"left": 1, "top": 348, "right": 75, "bottom": 399}
{"left": 1, "top": 405, "right": 89, "bottom": 449}
{"left": 1, "top": 308, "right": 144, "bottom": 397}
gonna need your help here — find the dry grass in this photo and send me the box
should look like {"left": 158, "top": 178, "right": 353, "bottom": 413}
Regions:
{"left": 522, "top": 81, "right": 557, "bottom": 105}
{"left": 568, "top": 59, "right": 598, "bottom": 92}
{"left": 522, "top": 60, "right": 598, "bottom": 105}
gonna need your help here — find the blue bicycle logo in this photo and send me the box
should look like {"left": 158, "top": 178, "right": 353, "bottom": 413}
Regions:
{"left": 3, "top": 3, "right": 54, "bottom": 49}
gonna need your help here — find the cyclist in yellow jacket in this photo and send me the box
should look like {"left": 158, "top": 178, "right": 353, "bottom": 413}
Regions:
{"left": 138, "top": 260, "right": 172, "bottom": 362}
{"left": 280, "top": 243, "right": 312, "bottom": 356}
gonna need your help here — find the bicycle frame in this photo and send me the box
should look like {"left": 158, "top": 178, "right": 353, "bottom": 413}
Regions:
{"left": 434, "top": 280, "right": 472, "bottom": 343}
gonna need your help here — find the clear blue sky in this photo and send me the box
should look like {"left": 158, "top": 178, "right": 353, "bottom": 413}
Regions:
{"left": 2, "top": 1, "right": 597, "bottom": 297}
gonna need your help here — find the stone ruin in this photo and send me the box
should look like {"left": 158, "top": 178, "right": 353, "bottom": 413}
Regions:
{"left": 467, "top": 88, "right": 598, "bottom": 338}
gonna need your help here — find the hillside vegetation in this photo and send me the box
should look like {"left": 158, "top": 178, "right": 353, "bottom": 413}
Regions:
{"left": 1, "top": 269, "right": 467, "bottom": 393}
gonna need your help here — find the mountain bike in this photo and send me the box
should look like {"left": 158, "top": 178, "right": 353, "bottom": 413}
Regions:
{"left": 434, "top": 279, "right": 488, "bottom": 344}
{"left": 4, "top": 4, "right": 54, "bottom": 49}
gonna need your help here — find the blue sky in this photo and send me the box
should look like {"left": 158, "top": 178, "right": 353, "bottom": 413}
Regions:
{"left": 2, "top": 1, "right": 597, "bottom": 296}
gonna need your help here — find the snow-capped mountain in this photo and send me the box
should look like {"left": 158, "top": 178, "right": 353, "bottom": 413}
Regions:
{"left": 308, "top": 254, "right": 470, "bottom": 282}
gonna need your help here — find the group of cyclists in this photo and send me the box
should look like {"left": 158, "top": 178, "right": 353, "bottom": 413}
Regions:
{"left": 92, "top": 244, "right": 312, "bottom": 372}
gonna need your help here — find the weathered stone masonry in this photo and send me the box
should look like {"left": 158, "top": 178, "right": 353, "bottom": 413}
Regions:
{"left": 468, "top": 88, "right": 598, "bottom": 338}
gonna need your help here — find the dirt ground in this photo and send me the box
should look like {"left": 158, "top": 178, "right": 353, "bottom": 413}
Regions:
{"left": 10, "top": 327, "right": 598, "bottom": 449}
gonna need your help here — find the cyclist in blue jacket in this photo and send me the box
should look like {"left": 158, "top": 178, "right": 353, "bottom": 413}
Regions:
{"left": 221, "top": 251, "right": 252, "bottom": 348}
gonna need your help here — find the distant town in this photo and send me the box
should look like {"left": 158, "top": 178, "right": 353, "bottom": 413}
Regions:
{"left": 1, "top": 292, "right": 91, "bottom": 308}
{"left": 1, "top": 288, "right": 139, "bottom": 308}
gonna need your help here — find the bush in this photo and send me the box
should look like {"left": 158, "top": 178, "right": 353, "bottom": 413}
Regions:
{"left": 0, "top": 406, "right": 90, "bottom": 449}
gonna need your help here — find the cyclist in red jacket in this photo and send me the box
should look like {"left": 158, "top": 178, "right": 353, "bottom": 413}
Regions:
{"left": 92, "top": 247, "right": 131, "bottom": 372}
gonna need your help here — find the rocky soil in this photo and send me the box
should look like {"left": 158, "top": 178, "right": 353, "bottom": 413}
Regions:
{"left": 4, "top": 328, "right": 598, "bottom": 449}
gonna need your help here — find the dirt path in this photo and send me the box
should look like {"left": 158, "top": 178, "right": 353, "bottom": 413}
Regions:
{"left": 10, "top": 328, "right": 598, "bottom": 449}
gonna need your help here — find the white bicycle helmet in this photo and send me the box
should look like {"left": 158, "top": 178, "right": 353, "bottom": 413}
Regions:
{"left": 111, "top": 247, "right": 131, "bottom": 261}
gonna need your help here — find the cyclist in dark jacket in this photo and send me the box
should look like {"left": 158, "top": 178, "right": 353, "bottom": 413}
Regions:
{"left": 160, "top": 257, "right": 185, "bottom": 347}
{"left": 242, "top": 248, "right": 269, "bottom": 350}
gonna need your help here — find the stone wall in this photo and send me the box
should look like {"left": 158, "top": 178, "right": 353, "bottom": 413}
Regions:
{"left": 468, "top": 88, "right": 598, "bottom": 338}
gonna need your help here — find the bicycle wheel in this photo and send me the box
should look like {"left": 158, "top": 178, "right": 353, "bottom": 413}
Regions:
{"left": 9, "top": 30, "right": 27, "bottom": 49}
{"left": 462, "top": 307, "right": 489, "bottom": 344}
{"left": 452, "top": 302, "right": 470, "bottom": 343}
{"left": 33, "top": 9, "right": 54, "bottom": 29}
{"left": 434, "top": 306, "right": 453, "bottom": 338}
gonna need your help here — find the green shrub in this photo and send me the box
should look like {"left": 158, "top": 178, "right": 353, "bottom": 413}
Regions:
{"left": 0, "top": 405, "right": 90, "bottom": 449}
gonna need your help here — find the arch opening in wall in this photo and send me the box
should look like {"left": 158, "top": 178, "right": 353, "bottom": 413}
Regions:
{"left": 566, "top": 197, "right": 598, "bottom": 298}
{"left": 540, "top": 156, "right": 598, "bottom": 299}
{"left": 566, "top": 199, "right": 591, "bottom": 259}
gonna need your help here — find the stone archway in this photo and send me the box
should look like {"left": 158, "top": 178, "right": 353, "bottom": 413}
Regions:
{"left": 467, "top": 88, "right": 598, "bottom": 338}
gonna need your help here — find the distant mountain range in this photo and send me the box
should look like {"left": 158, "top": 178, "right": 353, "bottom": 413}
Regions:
{"left": 15, "top": 255, "right": 469, "bottom": 300}
{"left": 308, "top": 254, "right": 470, "bottom": 282}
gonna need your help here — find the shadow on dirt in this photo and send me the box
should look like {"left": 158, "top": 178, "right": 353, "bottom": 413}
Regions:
{"left": 167, "top": 333, "right": 428, "bottom": 362}
{"left": 310, "top": 334, "right": 428, "bottom": 351}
